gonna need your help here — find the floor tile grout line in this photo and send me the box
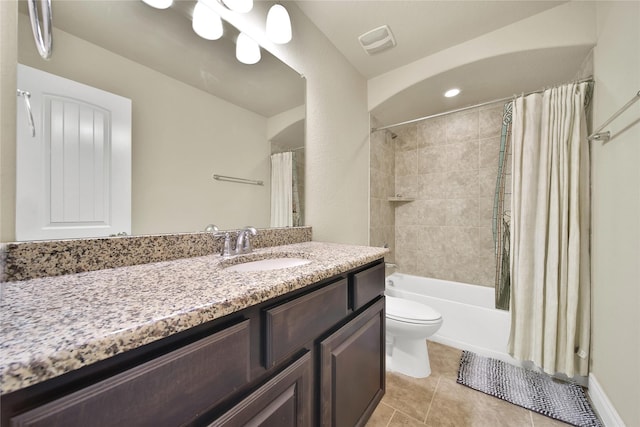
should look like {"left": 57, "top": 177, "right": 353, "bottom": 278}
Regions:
{"left": 391, "top": 406, "right": 427, "bottom": 425}
{"left": 385, "top": 409, "right": 397, "bottom": 427}
{"left": 423, "top": 374, "right": 442, "bottom": 424}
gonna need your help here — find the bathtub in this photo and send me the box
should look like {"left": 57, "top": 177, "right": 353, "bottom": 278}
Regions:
{"left": 385, "top": 272, "right": 517, "bottom": 366}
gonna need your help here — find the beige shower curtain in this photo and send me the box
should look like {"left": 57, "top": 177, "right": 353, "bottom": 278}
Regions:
{"left": 509, "top": 82, "right": 591, "bottom": 378}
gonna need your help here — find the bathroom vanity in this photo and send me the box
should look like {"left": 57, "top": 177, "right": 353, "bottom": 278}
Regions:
{"left": 0, "top": 241, "right": 387, "bottom": 426}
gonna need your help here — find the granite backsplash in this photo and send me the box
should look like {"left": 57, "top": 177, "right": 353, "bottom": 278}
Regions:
{"left": 0, "top": 226, "right": 312, "bottom": 282}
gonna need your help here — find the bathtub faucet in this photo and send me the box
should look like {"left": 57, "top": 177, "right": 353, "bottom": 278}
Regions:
{"left": 235, "top": 226, "right": 258, "bottom": 255}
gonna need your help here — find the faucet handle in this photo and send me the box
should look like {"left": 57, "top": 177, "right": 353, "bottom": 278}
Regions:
{"left": 214, "top": 232, "right": 233, "bottom": 257}
{"left": 243, "top": 226, "right": 257, "bottom": 235}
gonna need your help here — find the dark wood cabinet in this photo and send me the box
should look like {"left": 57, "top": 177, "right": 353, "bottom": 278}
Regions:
{"left": 320, "top": 298, "right": 385, "bottom": 427}
{"left": 2, "top": 260, "right": 385, "bottom": 427}
{"left": 351, "top": 262, "right": 385, "bottom": 310}
{"left": 10, "top": 320, "right": 251, "bottom": 427}
{"left": 210, "top": 351, "right": 312, "bottom": 427}
{"left": 265, "top": 278, "right": 348, "bottom": 368}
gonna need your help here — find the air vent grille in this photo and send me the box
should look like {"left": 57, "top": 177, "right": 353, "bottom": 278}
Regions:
{"left": 358, "top": 25, "right": 396, "bottom": 55}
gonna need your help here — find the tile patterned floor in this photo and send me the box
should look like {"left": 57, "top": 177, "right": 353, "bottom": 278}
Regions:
{"left": 366, "top": 341, "right": 574, "bottom": 427}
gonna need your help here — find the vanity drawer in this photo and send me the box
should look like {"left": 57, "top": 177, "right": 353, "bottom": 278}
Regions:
{"left": 10, "top": 320, "right": 251, "bottom": 427}
{"left": 264, "top": 279, "right": 348, "bottom": 368}
{"left": 352, "top": 262, "right": 385, "bottom": 310}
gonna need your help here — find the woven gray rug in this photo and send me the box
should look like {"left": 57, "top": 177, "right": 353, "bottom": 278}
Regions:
{"left": 457, "top": 351, "right": 602, "bottom": 427}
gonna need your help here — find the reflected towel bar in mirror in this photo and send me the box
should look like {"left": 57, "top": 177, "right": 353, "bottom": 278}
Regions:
{"left": 213, "top": 174, "right": 264, "bottom": 186}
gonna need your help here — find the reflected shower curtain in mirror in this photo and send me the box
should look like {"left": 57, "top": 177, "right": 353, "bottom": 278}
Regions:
{"left": 270, "top": 152, "right": 293, "bottom": 227}
{"left": 509, "top": 82, "right": 591, "bottom": 378}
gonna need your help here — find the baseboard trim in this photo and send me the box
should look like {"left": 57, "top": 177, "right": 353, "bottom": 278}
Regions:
{"left": 588, "top": 373, "right": 626, "bottom": 427}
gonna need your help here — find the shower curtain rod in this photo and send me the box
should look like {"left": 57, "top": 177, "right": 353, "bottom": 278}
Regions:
{"left": 371, "top": 77, "right": 594, "bottom": 133}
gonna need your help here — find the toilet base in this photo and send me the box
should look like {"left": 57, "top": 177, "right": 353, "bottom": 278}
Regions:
{"left": 386, "top": 338, "right": 431, "bottom": 378}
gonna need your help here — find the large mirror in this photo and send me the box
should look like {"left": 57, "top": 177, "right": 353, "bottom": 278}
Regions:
{"left": 15, "top": 0, "right": 305, "bottom": 240}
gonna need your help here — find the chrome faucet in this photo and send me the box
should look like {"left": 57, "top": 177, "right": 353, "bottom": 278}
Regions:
{"left": 235, "top": 226, "right": 258, "bottom": 255}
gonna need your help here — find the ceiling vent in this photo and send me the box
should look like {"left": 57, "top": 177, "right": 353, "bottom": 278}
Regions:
{"left": 358, "top": 25, "right": 396, "bottom": 55}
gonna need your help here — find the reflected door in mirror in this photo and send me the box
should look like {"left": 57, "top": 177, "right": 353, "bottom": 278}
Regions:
{"left": 16, "top": 65, "right": 132, "bottom": 241}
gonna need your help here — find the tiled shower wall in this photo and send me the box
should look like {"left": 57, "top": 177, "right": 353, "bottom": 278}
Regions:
{"left": 370, "top": 102, "right": 505, "bottom": 287}
{"left": 370, "top": 127, "right": 396, "bottom": 258}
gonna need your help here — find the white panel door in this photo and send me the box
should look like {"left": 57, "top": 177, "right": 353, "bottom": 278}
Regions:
{"left": 16, "top": 64, "right": 131, "bottom": 240}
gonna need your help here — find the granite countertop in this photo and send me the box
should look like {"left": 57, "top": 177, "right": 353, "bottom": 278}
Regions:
{"left": 0, "top": 241, "right": 387, "bottom": 395}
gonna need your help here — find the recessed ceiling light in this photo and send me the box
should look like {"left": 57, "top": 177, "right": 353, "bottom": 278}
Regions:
{"left": 141, "top": 0, "right": 173, "bottom": 9}
{"left": 444, "top": 88, "right": 461, "bottom": 98}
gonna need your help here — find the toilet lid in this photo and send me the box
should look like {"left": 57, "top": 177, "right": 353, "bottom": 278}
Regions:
{"left": 386, "top": 296, "right": 442, "bottom": 323}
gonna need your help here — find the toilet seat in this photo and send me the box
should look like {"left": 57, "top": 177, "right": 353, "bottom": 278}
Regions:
{"left": 386, "top": 296, "right": 442, "bottom": 324}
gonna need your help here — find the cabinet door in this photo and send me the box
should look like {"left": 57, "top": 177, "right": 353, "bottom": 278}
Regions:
{"left": 320, "top": 298, "right": 385, "bottom": 427}
{"left": 210, "top": 351, "right": 312, "bottom": 427}
{"left": 10, "top": 320, "right": 251, "bottom": 427}
{"left": 264, "top": 278, "right": 348, "bottom": 368}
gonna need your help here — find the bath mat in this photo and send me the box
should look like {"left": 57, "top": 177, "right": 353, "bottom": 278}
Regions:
{"left": 457, "top": 351, "right": 602, "bottom": 427}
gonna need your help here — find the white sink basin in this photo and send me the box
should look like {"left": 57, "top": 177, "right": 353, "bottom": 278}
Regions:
{"left": 224, "top": 257, "right": 311, "bottom": 272}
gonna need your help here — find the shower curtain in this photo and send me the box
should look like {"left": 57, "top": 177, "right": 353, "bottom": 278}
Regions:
{"left": 270, "top": 152, "right": 293, "bottom": 227}
{"left": 494, "top": 101, "right": 513, "bottom": 311}
{"left": 509, "top": 82, "right": 591, "bottom": 378}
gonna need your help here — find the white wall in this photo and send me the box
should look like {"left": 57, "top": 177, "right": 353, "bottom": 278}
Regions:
{"left": 368, "top": 1, "right": 596, "bottom": 111}
{"left": 591, "top": 2, "right": 640, "bottom": 425}
{"left": 208, "top": 1, "right": 370, "bottom": 245}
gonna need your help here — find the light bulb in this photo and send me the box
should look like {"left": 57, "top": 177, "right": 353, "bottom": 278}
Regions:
{"left": 444, "top": 88, "right": 461, "bottom": 98}
{"left": 236, "top": 32, "right": 261, "bottom": 64}
{"left": 141, "top": 0, "right": 172, "bottom": 9}
{"left": 192, "top": 1, "right": 223, "bottom": 40}
{"left": 221, "top": 0, "right": 253, "bottom": 13}
{"left": 266, "top": 4, "right": 292, "bottom": 44}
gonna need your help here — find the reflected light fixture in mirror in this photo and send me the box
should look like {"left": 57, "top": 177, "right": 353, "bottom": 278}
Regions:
{"left": 141, "top": 0, "right": 173, "bottom": 9}
{"left": 221, "top": 0, "right": 253, "bottom": 14}
{"left": 236, "top": 32, "right": 261, "bottom": 64}
{"left": 192, "top": 1, "right": 223, "bottom": 40}
{"left": 266, "top": 4, "right": 292, "bottom": 44}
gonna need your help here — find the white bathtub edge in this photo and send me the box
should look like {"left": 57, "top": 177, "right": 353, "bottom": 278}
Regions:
{"left": 588, "top": 373, "right": 627, "bottom": 427}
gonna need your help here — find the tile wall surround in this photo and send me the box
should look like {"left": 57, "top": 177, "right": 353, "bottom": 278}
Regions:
{"left": 370, "top": 102, "right": 506, "bottom": 287}
{"left": 370, "top": 123, "right": 396, "bottom": 262}
{"left": 0, "top": 226, "right": 312, "bottom": 282}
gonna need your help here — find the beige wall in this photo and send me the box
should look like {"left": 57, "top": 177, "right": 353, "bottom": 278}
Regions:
{"left": 368, "top": 1, "right": 596, "bottom": 111}
{"left": 213, "top": 2, "right": 370, "bottom": 245}
{"left": 591, "top": 2, "right": 640, "bottom": 425}
{"left": 3, "top": 2, "right": 370, "bottom": 243}
{"left": 0, "top": 0, "right": 17, "bottom": 242}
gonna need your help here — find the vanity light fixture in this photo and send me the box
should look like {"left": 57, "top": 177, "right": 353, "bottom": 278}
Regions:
{"left": 266, "top": 4, "right": 292, "bottom": 44}
{"left": 444, "top": 88, "right": 461, "bottom": 98}
{"left": 192, "top": 1, "right": 223, "bottom": 40}
{"left": 236, "top": 32, "right": 261, "bottom": 64}
{"left": 220, "top": 0, "right": 253, "bottom": 13}
{"left": 141, "top": 0, "right": 172, "bottom": 9}
{"left": 140, "top": 0, "right": 281, "bottom": 64}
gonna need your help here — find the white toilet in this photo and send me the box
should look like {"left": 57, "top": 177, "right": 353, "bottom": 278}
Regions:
{"left": 385, "top": 295, "right": 443, "bottom": 378}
